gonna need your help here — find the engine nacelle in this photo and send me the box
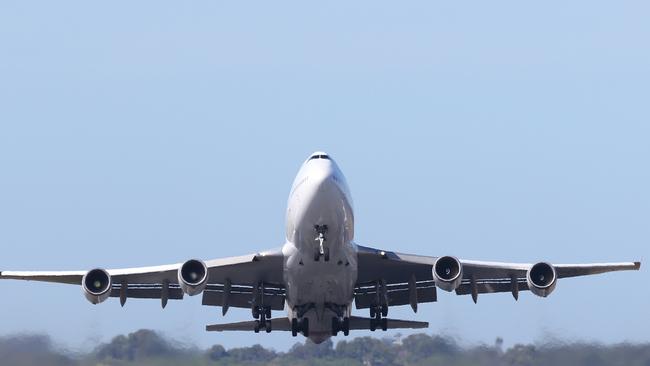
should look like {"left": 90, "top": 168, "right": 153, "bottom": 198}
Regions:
{"left": 82, "top": 268, "right": 112, "bottom": 304}
{"left": 433, "top": 256, "right": 463, "bottom": 292}
{"left": 178, "top": 259, "right": 208, "bottom": 296}
{"left": 526, "top": 262, "right": 557, "bottom": 297}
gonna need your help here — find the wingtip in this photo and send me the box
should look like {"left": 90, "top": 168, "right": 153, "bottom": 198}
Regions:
{"left": 634, "top": 261, "right": 641, "bottom": 270}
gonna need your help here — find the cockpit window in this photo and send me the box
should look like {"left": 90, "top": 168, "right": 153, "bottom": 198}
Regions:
{"left": 309, "top": 154, "right": 330, "bottom": 161}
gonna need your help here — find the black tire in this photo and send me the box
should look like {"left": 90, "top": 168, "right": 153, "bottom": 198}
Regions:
{"left": 265, "top": 307, "right": 272, "bottom": 319}
{"left": 291, "top": 318, "right": 298, "bottom": 337}
{"left": 370, "top": 319, "right": 376, "bottom": 332}
{"left": 381, "top": 318, "right": 388, "bottom": 331}
{"left": 381, "top": 304, "right": 388, "bottom": 317}
{"left": 343, "top": 317, "right": 350, "bottom": 336}
{"left": 314, "top": 250, "right": 320, "bottom": 261}
{"left": 331, "top": 317, "right": 339, "bottom": 336}
{"left": 369, "top": 307, "right": 376, "bottom": 318}
{"left": 254, "top": 320, "right": 260, "bottom": 333}
{"left": 265, "top": 320, "right": 272, "bottom": 333}
{"left": 252, "top": 307, "right": 260, "bottom": 319}
{"left": 302, "top": 318, "right": 310, "bottom": 337}
{"left": 324, "top": 247, "right": 330, "bottom": 262}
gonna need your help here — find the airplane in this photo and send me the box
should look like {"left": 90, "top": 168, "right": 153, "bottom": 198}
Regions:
{"left": 0, "top": 151, "right": 641, "bottom": 344}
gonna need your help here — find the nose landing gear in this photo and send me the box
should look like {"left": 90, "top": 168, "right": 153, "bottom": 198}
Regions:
{"left": 313, "top": 225, "right": 330, "bottom": 262}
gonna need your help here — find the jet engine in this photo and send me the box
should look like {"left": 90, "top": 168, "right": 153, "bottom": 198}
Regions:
{"left": 526, "top": 262, "right": 557, "bottom": 297}
{"left": 178, "top": 259, "right": 208, "bottom": 296}
{"left": 82, "top": 268, "right": 112, "bottom": 304}
{"left": 433, "top": 256, "right": 463, "bottom": 292}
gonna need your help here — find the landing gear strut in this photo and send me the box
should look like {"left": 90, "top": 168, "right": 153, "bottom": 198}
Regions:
{"left": 291, "top": 317, "right": 310, "bottom": 337}
{"left": 313, "top": 225, "right": 330, "bottom": 262}
{"left": 369, "top": 304, "right": 388, "bottom": 318}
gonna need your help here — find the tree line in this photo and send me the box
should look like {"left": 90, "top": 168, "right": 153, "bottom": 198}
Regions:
{"left": 1, "top": 329, "right": 649, "bottom": 366}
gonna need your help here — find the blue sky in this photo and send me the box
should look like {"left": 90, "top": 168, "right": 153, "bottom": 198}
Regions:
{"left": 0, "top": 1, "right": 648, "bottom": 351}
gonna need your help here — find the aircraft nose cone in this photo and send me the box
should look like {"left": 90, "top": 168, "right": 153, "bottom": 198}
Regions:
{"left": 310, "top": 163, "right": 335, "bottom": 190}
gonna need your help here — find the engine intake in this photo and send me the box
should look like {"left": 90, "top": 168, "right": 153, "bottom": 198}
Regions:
{"left": 526, "top": 262, "right": 557, "bottom": 297}
{"left": 82, "top": 268, "right": 112, "bottom": 304}
{"left": 178, "top": 259, "right": 208, "bottom": 296}
{"left": 433, "top": 256, "right": 463, "bottom": 292}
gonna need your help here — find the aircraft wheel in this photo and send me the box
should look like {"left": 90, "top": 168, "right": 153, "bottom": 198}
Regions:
{"left": 331, "top": 317, "right": 339, "bottom": 336}
{"left": 252, "top": 307, "right": 260, "bottom": 319}
{"left": 370, "top": 319, "right": 376, "bottom": 332}
{"left": 369, "top": 307, "right": 376, "bottom": 318}
{"left": 291, "top": 318, "right": 298, "bottom": 337}
{"left": 302, "top": 318, "right": 310, "bottom": 337}
{"left": 324, "top": 247, "right": 330, "bottom": 262}
{"left": 381, "top": 304, "right": 388, "bottom": 317}
{"left": 343, "top": 317, "right": 350, "bottom": 336}
{"left": 381, "top": 318, "right": 388, "bottom": 331}
{"left": 265, "top": 307, "right": 272, "bottom": 319}
{"left": 254, "top": 320, "right": 260, "bottom": 333}
{"left": 265, "top": 319, "right": 272, "bottom": 333}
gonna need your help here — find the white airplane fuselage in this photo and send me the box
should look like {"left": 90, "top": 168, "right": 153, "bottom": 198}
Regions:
{"left": 282, "top": 153, "right": 357, "bottom": 343}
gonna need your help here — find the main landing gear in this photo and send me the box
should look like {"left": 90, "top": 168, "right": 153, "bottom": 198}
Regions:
{"left": 369, "top": 304, "right": 388, "bottom": 332}
{"left": 291, "top": 304, "right": 313, "bottom": 337}
{"left": 291, "top": 317, "right": 310, "bottom": 337}
{"left": 331, "top": 316, "right": 350, "bottom": 336}
{"left": 313, "top": 225, "right": 330, "bottom": 262}
{"left": 252, "top": 305, "right": 273, "bottom": 334}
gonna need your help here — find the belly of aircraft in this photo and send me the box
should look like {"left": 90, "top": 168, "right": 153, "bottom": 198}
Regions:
{"left": 284, "top": 244, "right": 358, "bottom": 343}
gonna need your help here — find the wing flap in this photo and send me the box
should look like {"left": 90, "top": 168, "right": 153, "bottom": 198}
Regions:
{"left": 202, "top": 284, "right": 286, "bottom": 311}
{"left": 109, "top": 285, "right": 184, "bottom": 300}
{"left": 455, "top": 279, "right": 529, "bottom": 296}
{"left": 354, "top": 281, "right": 437, "bottom": 309}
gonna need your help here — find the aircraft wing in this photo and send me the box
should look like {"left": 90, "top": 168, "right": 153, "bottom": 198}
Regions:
{"left": 0, "top": 248, "right": 285, "bottom": 310}
{"left": 354, "top": 244, "right": 640, "bottom": 309}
